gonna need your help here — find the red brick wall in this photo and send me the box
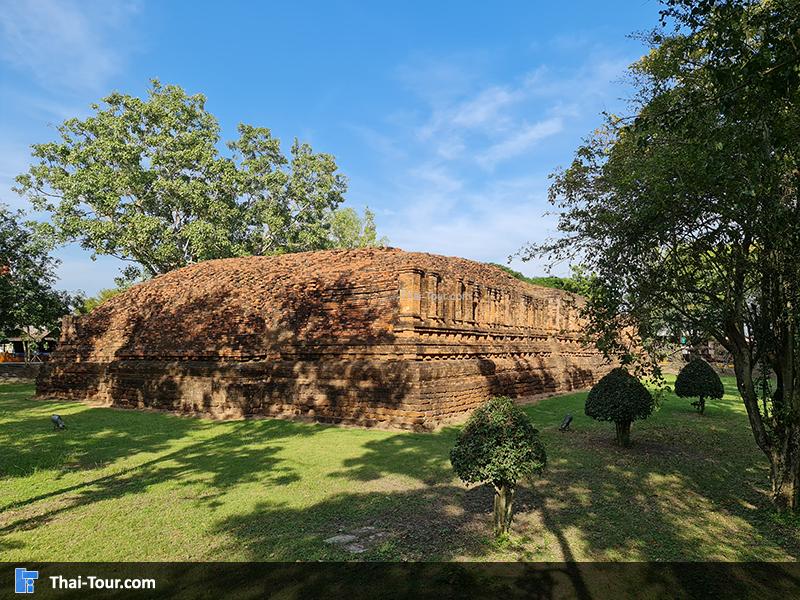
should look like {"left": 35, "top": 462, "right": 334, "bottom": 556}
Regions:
{"left": 37, "top": 248, "right": 614, "bottom": 429}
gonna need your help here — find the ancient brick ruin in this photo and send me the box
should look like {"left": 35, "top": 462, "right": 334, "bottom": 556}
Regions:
{"left": 37, "top": 248, "right": 613, "bottom": 429}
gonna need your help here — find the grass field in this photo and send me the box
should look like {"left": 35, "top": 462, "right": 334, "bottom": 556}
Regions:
{"left": 1, "top": 377, "right": 799, "bottom": 562}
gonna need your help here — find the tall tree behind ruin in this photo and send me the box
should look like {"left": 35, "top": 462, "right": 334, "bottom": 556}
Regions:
{"left": 522, "top": 0, "right": 800, "bottom": 509}
{"left": 326, "top": 206, "right": 388, "bottom": 249}
{"left": 15, "top": 80, "right": 349, "bottom": 284}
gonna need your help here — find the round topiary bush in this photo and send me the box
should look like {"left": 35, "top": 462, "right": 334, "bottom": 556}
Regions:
{"left": 675, "top": 358, "right": 724, "bottom": 414}
{"left": 585, "top": 367, "right": 654, "bottom": 447}
{"left": 450, "top": 397, "right": 546, "bottom": 536}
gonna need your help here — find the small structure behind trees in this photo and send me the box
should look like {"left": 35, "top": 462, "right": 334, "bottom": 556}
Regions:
{"left": 675, "top": 359, "right": 725, "bottom": 415}
{"left": 585, "top": 368, "right": 655, "bottom": 447}
{"left": 450, "top": 397, "right": 546, "bottom": 536}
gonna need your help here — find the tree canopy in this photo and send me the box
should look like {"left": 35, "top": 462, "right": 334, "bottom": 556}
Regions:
{"left": 675, "top": 358, "right": 725, "bottom": 414}
{"left": 74, "top": 287, "right": 127, "bottom": 315}
{"left": 585, "top": 368, "right": 655, "bottom": 446}
{"left": 326, "top": 206, "right": 388, "bottom": 249}
{"left": 15, "top": 81, "right": 349, "bottom": 283}
{"left": 523, "top": 0, "right": 800, "bottom": 508}
{"left": 490, "top": 263, "right": 594, "bottom": 297}
{"left": 0, "top": 204, "right": 75, "bottom": 342}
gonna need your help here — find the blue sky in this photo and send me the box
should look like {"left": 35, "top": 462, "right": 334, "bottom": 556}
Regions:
{"left": 0, "top": 0, "right": 662, "bottom": 296}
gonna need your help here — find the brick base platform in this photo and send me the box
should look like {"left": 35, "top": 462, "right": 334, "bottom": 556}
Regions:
{"left": 37, "top": 248, "right": 614, "bottom": 429}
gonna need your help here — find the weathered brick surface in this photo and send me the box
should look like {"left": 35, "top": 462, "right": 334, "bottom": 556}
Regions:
{"left": 37, "top": 248, "right": 614, "bottom": 429}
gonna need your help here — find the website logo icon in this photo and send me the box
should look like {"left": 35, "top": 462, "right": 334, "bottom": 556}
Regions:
{"left": 15, "top": 568, "right": 39, "bottom": 594}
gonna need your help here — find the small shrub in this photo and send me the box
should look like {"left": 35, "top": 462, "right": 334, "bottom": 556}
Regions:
{"left": 450, "top": 397, "right": 546, "bottom": 536}
{"left": 675, "top": 358, "right": 724, "bottom": 414}
{"left": 585, "top": 367, "right": 654, "bottom": 447}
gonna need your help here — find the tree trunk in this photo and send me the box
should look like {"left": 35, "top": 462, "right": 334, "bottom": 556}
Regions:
{"left": 770, "top": 424, "right": 800, "bottom": 511}
{"left": 729, "top": 341, "right": 800, "bottom": 511}
{"left": 697, "top": 397, "right": 706, "bottom": 414}
{"left": 615, "top": 420, "right": 632, "bottom": 447}
{"left": 493, "top": 484, "right": 515, "bottom": 536}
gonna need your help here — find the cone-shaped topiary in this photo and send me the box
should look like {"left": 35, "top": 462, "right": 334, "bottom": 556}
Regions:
{"left": 450, "top": 397, "right": 546, "bottom": 536}
{"left": 585, "top": 367, "right": 654, "bottom": 447}
{"left": 675, "top": 358, "right": 724, "bottom": 414}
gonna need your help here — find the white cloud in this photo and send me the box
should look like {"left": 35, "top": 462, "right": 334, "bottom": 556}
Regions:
{"left": 0, "top": 0, "right": 139, "bottom": 93}
{"left": 349, "top": 124, "right": 407, "bottom": 161}
{"left": 377, "top": 172, "right": 565, "bottom": 277}
{"left": 395, "top": 55, "right": 490, "bottom": 106}
{"left": 353, "top": 47, "right": 638, "bottom": 274}
{"left": 524, "top": 58, "right": 632, "bottom": 104}
{"left": 420, "top": 85, "right": 522, "bottom": 140}
{"left": 477, "top": 117, "right": 563, "bottom": 168}
{"left": 449, "top": 86, "right": 520, "bottom": 129}
{"left": 409, "top": 164, "right": 463, "bottom": 195}
{"left": 401, "top": 53, "right": 631, "bottom": 169}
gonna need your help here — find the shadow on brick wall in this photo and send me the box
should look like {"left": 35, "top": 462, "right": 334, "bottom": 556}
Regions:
{"left": 38, "top": 271, "right": 415, "bottom": 426}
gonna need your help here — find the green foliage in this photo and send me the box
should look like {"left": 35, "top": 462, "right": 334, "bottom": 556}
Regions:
{"left": 75, "top": 287, "right": 127, "bottom": 315}
{"left": 585, "top": 368, "right": 655, "bottom": 424}
{"left": 523, "top": 0, "right": 800, "bottom": 505}
{"left": 675, "top": 359, "right": 724, "bottom": 413}
{"left": 231, "top": 125, "right": 347, "bottom": 256}
{"left": 15, "top": 80, "right": 347, "bottom": 283}
{"left": 0, "top": 204, "right": 75, "bottom": 339}
{"left": 490, "top": 263, "right": 594, "bottom": 296}
{"left": 450, "top": 397, "right": 546, "bottom": 489}
{"left": 327, "top": 206, "right": 388, "bottom": 249}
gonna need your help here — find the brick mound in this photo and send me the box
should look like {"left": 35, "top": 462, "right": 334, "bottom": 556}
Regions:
{"left": 37, "top": 247, "right": 613, "bottom": 429}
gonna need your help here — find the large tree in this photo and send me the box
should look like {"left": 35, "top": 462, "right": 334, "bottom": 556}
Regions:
{"left": 522, "top": 0, "right": 800, "bottom": 509}
{"left": 0, "top": 204, "right": 74, "bottom": 355}
{"left": 15, "top": 81, "right": 348, "bottom": 283}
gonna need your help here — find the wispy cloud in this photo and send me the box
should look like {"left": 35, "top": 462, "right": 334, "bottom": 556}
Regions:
{"left": 419, "top": 85, "right": 522, "bottom": 139}
{"left": 377, "top": 172, "right": 562, "bottom": 276}
{"left": 0, "top": 0, "right": 140, "bottom": 93}
{"left": 523, "top": 58, "right": 631, "bottom": 104}
{"left": 0, "top": 0, "right": 142, "bottom": 294}
{"left": 401, "top": 53, "right": 630, "bottom": 170}
{"left": 350, "top": 46, "right": 637, "bottom": 276}
{"left": 477, "top": 117, "right": 563, "bottom": 168}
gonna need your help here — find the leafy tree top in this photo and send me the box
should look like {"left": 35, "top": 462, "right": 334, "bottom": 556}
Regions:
{"left": 74, "top": 287, "right": 127, "bottom": 315}
{"left": 14, "top": 80, "right": 348, "bottom": 284}
{"left": 585, "top": 368, "right": 655, "bottom": 424}
{"left": 489, "top": 263, "right": 594, "bottom": 297}
{"left": 675, "top": 358, "right": 725, "bottom": 401}
{"left": 450, "top": 397, "right": 546, "bottom": 490}
{"left": 520, "top": 0, "right": 800, "bottom": 476}
{"left": 327, "top": 206, "right": 388, "bottom": 249}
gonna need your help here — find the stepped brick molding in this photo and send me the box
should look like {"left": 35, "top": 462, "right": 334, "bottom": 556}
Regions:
{"left": 37, "top": 248, "right": 613, "bottom": 429}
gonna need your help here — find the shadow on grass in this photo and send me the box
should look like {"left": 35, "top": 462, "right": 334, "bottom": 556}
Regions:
{"left": 0, "top": 399, "right": 199, "bottom": 479}
{"left": 210, "top": 489, "right": 800, "bottom": 599}
{"left": 0, "top": 389, "right": 317, "bottom": 535}
{"left": 316, "top": 380, "right": 800, "bottom": 562}
{"left": 2, "top": 377, "right": 800, "bottom": 570}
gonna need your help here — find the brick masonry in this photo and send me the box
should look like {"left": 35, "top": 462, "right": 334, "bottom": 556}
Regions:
{"left": 36, "top": 248, "right": 614, "bottom": 429}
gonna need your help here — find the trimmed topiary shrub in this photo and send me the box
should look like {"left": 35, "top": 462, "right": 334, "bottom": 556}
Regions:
{"left": 450, "top": 397, "right": 546, "bottom": 536}
{"left": 675, "top": 358, "right": 724, "bottom": 414}
{"left": 585, "top": 367, "right": 654, "bottom": 447}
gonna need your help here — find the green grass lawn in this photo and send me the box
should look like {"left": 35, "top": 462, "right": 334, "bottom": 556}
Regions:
{"left": 1, "top": 376, "right": 798, "bottom": 562}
